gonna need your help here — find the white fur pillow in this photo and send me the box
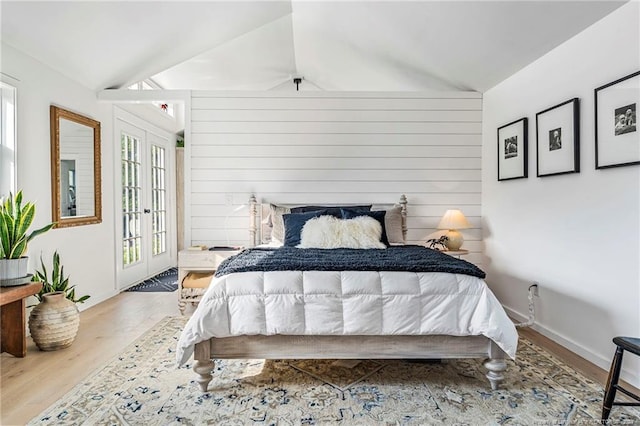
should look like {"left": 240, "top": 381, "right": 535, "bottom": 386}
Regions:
{"left": 297, "top": 215, "right": 386, "bottom": 249}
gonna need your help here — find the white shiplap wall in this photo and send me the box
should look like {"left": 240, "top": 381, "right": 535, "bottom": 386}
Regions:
{"left": 187, "top": 91, "right": 483, "bottom": 263}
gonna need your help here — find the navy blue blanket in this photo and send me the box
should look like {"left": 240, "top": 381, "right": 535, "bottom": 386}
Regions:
{"left": 215, "top": 245, "right": 485, "bottom": 279}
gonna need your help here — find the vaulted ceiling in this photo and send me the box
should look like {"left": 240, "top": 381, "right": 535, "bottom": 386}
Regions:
{"left": 1, "top": 1, "right": 627, "bottom": 92}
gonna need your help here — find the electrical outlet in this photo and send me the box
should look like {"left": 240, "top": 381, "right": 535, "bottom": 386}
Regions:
{"left": 225, "top": 194, "right": 233, "bottom": 206}
{"left": 531, "top": 282, "right": 539, "bottom": 297}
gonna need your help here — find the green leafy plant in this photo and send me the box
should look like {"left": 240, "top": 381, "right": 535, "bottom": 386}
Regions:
{"left": 0, "top": 191, "right": 54, "bottom": 259}
{"left": 33, "top": 251, "right": 90, "bottom": 304}
{"left": 426, "top": 235, "right": 449, "bottom": 251}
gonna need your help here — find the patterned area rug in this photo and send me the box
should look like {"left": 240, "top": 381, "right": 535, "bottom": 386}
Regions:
{"left": 125, "top": 267, "right": 178, "bottom": 292}
{"left": 289, "top": 359, "right": 385, "bottom": 392}
{"left": 29, "top": 317, "right": 640, "bottom": 425}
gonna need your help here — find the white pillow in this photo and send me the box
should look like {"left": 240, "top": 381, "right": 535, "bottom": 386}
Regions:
{"left": 379, "top": 206, "right": 405, "bottom": 244}
{"left": 267, "top": 203, "right": 291, "bottom": 243}
{"left": 297, "top": 216, "right": 386, "bottom": 249}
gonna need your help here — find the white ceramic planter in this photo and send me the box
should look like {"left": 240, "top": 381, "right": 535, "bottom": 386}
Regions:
{"left": 0, "top": 257, "right": 29, "bottom": 280}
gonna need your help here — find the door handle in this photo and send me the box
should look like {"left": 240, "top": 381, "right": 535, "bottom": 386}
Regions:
{"left": 143, "top": 209, "right": 151, "bottom": 214}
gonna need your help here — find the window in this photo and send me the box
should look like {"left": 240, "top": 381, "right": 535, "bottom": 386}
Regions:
{"left": 0, "top": 82, "right": 17, "bottom": 198}
{"left": 127, "top": 79, "right": 174, "bottom": 117}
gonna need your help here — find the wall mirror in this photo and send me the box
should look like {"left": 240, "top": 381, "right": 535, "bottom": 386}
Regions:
{"left": 50, "top": 105, "right": 101, "bottom": 227}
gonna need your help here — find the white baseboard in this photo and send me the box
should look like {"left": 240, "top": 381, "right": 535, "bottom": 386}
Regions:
{"left": 504, "top": 305, "right": 639, "bottom": 389}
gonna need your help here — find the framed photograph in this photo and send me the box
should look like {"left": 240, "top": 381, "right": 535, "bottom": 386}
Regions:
{"left": 535, "top": 98, "right": 580, "bottom": 177}
{"left": 497, "top": 117, "right": 528, "bottom": 181}
{"left": 595, "top": 70, "right": 640, "bottom": 169}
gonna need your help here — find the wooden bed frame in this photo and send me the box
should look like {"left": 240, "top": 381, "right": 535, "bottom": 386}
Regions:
{"left": 191, "top": 195, "right": 508, "bottom": 392}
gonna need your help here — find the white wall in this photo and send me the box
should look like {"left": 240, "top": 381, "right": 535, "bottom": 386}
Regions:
{"left": 117, "top": 103, "right": 184, "bottom": 135}
{"left": 482, "top": 2, "right": 639, "bottom": 387}
{"left": 1, "top": 43, "right": 117, "bottom": 310}
{"left": 187, "top": 91, "right": 484, "bottom": 262}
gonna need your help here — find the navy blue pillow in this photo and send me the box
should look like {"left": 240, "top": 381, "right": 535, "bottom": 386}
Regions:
{"left": 290, "top": 205, "right": 372, "bottom": 216}
{"left": 340, "top": 208, "right": 389, "bottom": 246}
{"left": 283, "top": 210, "right": 337, "bottom": 247}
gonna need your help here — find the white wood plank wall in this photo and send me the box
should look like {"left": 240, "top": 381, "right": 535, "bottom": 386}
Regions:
{"left": 187, "top": 91, "right": 483, "bottom": 264}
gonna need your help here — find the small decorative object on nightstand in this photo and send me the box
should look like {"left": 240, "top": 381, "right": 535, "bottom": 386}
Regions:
{"left": 426, "top": 235, "right": 449, "bottom": 251}
{"left": 437, "top": 209, "right": 471, "bottom": 251}
{"left": 177, "top": 247, "right": 242, "bottom": 315}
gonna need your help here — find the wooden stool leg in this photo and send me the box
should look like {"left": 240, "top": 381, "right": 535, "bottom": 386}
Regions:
{"left": 602, "top": 346, "right": 624, "bottom": 421}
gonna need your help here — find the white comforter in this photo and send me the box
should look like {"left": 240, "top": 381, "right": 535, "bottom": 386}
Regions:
{"left": 176, "top": 270, "right": 518, "bottom": 365}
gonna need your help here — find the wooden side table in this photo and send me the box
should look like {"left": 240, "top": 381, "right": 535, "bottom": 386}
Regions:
{"left": 0, "top": 282, "right": 42, "bottom": 357}
{"left": 178, "top": 248, "right": 242, "bottom": 314}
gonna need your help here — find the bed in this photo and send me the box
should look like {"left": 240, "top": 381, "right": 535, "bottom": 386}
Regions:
{"left": 176, "top": 195, "right": 518, "bottom": 392}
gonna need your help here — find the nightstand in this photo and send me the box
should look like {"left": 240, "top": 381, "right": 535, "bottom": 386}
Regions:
{"left": 178, "top": 248, "right": 242, "bottom": 315}
{"left": 441, "top": 249, "right": 469, "bottom": 259}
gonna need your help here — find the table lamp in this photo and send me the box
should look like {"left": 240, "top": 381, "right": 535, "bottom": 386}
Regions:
{"left": 437, "top": 209, "right": 471, "bottom": 251}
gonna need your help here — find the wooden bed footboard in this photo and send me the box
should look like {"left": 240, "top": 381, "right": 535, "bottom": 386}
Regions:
{"left": 192, "top": 334, "right": 507, "bottom": 392}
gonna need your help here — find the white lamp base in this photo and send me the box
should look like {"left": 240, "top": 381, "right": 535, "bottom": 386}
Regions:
{"left": 445, "top": 229, "right": 464, "bottom": 251}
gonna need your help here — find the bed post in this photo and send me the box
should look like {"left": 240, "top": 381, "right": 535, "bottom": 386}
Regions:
{"left": 193, "top": 341, "right": 214, "bottom": 392}
{"left": 484, "top": 340, "right": 507, "bottom": 390}
{"left": 249, "top": 194, "right": 258, "bottom": 247}
{"left": 399, "top": 194, "right": 408, "bottom": 241}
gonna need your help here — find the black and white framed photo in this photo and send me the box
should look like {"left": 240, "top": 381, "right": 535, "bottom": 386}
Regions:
{"left": 595, "top": 70, "right": 640, "bottom": 169}
{"left": 535, "top": 98, "right": 580, "bottom": 177}
{"left": 497, "top": 117, "right": 528, "bottom": 181}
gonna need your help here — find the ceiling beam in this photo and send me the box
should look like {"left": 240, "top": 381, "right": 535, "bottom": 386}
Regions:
{"left": 97, "top": 89, "right": 190, "bottom": 103}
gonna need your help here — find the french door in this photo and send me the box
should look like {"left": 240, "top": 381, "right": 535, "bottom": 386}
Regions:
{"left": 116, "top": 118, "right": 172, "bottom": 289}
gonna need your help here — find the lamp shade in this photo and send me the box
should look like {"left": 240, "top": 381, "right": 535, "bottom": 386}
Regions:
{"left": 437, "top": 209, "right": 471, "bottom": 230}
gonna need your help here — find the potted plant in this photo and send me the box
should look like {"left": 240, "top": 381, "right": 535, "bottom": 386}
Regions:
{"left": 0, "top": 191, "right": 54, "bottom": 285}
{"left": 426, "top": 235, "right": 449, "bottom": 251}
{"left": 28, "top": 251, "right": 89, "bottom": 351}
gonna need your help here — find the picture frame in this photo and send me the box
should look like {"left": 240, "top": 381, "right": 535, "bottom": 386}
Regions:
{"left": 535, "top": 98, "right": 580, "bottom": 177}
{"left": 595, "top": 70, "right": 640, "bottom": 169}
{"left": 497, "top": 117, "right": 528, "bottom": 181}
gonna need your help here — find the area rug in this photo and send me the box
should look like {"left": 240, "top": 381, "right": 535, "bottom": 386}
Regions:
{"left": 125, "top": 267, "right": 178, "bottom": 292}
{"left": 28, "top": 317, "right": 640, "bottom": 425}
{"left": 289, "top": 359, "right": 385, "bottom": 392}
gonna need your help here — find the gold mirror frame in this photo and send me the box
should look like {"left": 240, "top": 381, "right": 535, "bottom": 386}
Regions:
{"left": 50, "top": 105, "right": 102, "bottom": 228}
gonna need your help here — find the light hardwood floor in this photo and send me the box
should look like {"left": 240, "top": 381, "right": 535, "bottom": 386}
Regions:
{"left": 519, "top": 327, "right": 638, "bottom": 395}
{"left": 0, "top": 291, "right": 179, "bottom": 425}
{"left": 1, "top": 292, "right": 636, "bottom": 425}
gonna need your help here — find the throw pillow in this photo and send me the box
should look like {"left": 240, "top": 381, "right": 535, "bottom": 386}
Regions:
{"left": 340, "top": 208, "right": 389, "bottom": 246}
{"left": 298, "top": 216, "right": 386, "bottom": 249}
{"left": 283, "top": 210, "right": 333, "bottom": 247}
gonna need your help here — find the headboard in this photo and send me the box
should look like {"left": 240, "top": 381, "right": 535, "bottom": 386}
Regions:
{"left": 247, "top": 194, "right": 408, "bottom": 247}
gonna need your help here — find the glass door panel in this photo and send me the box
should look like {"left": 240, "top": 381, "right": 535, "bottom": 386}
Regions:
{"left": 122, "top": 133, "right": 142, "bottom": 266}
{"left": 151, "top": 144, "right": 167, "bottom": 256}
{"left": 147, "top": 136, "right": 170, "bottom": 275}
